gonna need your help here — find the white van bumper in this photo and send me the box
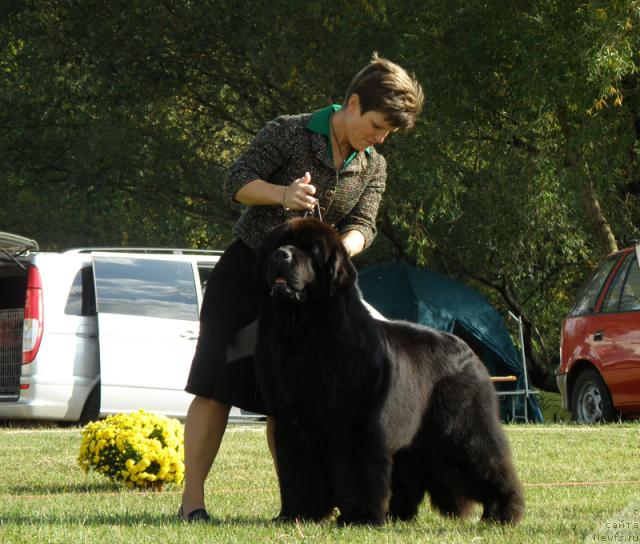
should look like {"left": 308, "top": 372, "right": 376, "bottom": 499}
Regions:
{"left": 0, "top": 376, "right": 96, "bottom": 422}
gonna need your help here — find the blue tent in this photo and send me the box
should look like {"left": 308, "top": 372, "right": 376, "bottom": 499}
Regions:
{"left": 358, "top": 262, "right": 543, "bottom": 422}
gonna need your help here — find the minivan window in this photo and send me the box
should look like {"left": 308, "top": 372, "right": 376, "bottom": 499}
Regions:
{"left": 93, "top": 258, "right": 198, "bottom": 321}
{"left": 569, "top": 254, "right": 620, "bottom": 317}
{"left": 65, "top": 267, "right": 97, "bottom": 316}
{"left": 198, "top": 265, "right": 215, "bottom": 293}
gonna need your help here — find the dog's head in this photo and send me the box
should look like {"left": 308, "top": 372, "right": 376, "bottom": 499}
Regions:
{"left": 256, "top": 218, "right": 357, "bottom": 303}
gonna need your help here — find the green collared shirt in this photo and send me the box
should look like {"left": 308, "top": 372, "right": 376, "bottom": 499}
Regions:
{"left": 306, "top": 105, "right": 372, "bottom": 168}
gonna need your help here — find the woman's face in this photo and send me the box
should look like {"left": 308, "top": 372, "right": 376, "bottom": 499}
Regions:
{"left": 345, "top": 96, "right": 397, "bottom": 151}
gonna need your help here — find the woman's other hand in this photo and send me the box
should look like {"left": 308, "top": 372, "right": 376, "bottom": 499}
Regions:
{"left": 283, "top": 172, "right": 317, "bottom": 211}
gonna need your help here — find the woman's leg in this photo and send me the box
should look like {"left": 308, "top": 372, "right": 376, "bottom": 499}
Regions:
{"left": 266, "top": 416, "right": 278, "bottom": 476}
{"left": 181, "top": 239, "right": 265, "bottom": 517}
{"left": 181, "top": 396, "right": 231, "bottom": 516}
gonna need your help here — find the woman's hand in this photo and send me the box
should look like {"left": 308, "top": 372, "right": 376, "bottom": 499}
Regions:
{"left": 283, "top": 172, "right": 317, "bottom": 211}
{"left": 233, "top": 175, "right": 317, "bottom": 210}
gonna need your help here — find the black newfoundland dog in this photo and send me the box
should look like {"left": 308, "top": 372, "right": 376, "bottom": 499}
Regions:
{"left": 255, "top": 218, "right": 524, "bottom": 526}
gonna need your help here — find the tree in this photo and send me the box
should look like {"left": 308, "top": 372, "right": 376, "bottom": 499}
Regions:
{"left": 2, "top": 1, "right": 639, "bottom": 390}
{"left": 377, "top": 1, "right": 640, "bottom": 389}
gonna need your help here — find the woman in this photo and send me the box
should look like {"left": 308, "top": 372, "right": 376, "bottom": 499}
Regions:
{"left": 179, "top": 53, "right": 423, "bottom": 521}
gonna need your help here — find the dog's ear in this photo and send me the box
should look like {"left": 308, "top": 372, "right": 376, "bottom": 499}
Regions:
{"left": 327, "top": 241, "right": 357, "bottom": 294}
{"left": 255, "top": 221, "right": 291, "bottom": 282}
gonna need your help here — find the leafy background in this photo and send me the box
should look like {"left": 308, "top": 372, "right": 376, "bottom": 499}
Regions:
{"left": 2, "top": 0, "right": 640, "bottom": 389}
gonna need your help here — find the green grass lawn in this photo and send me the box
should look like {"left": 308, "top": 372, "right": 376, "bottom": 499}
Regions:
{"left": 0, "top": 422, "right": 638, "bottom": 543}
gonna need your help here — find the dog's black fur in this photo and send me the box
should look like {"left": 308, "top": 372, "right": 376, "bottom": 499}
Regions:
{"left": 255, "top": 218, "right": 525, "bottom": 526}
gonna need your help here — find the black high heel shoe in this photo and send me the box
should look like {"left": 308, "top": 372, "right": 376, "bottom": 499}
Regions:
{"left": 178, "top": 505, "right": 211, "bottom": 522}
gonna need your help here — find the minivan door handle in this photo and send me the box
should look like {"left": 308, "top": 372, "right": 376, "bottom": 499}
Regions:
{"left": 593, "top": 331, "right": 604, "bottom": 342}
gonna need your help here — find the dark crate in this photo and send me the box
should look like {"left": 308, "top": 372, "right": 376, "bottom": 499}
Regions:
{"left": 0, "top": 309, "right": 23, "bottom": 401}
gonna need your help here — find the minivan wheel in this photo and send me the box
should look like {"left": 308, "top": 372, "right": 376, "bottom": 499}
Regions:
{"left": 571, "top": 369, "right": 616, "bottom": 424}
{"left": 78, "top": 385, "right": 101, "bottom": 425}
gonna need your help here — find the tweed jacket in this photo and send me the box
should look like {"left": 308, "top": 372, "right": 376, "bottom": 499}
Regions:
{"left": 224, "top": 112, "right": 387, "bottom": 252}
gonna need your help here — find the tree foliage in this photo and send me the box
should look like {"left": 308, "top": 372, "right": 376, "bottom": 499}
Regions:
{"left": 2, "top": 0, "right": 639, "bottom": 389}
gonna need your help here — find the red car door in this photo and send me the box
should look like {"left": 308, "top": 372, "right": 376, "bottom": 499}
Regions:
{"left": 597, "top": 252, "right": 640, "bottom": 411}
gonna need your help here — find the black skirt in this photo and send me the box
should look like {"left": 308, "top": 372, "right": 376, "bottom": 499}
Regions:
{"left": 185, "top": 239, "right": 266, "bottom": 414}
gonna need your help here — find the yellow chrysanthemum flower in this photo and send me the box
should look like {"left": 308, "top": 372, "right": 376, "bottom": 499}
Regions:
{"left": 77, "top": 410, "right": 184, "bottom": 489}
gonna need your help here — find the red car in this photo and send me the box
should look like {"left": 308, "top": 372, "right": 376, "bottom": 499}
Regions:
{"left": 557, "top": 241, "right": 640, "bottom": 423}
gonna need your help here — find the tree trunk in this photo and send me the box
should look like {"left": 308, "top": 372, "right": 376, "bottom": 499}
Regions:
{"left": 557, "top": 103, "right": 618, "bottom": 255}
{"left": 521, "top": 318, "right": 559, "bottom": 392}
{"left": 581, "top": 179, "right": 618, "bottom": 254}
{"left": 498, "top": 281, "right": 558, "bottom": 392}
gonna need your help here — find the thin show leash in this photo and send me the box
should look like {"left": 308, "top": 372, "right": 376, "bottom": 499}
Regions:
{"left": 283, "top": 186, "right": 325, "bottom": 221}
{"left": 304, "top": 201, "right": 323, "bottom": 222}
{"left": 304, "top": 114, "right": 342, "bottom": 221}
{"left": 297, "top": 112, "right": 346, "bottom": 224}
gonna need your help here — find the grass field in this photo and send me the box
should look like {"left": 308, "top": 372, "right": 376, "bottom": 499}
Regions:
{"left": 0, "top": 422, "right": 638, "bottom": 543}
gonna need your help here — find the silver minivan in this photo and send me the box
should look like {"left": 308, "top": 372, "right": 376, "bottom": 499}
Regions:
{"left": 0, "top": 232, "right": 260, "bottom": 424}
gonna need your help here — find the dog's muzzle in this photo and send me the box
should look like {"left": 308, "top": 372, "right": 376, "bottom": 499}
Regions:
{"left": 268, "top": 246, "right": 308, "bottom": 302}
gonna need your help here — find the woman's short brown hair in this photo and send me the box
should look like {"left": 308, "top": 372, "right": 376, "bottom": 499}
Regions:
{"left": 344, "top": 53, "right": 424, "bottom": 130}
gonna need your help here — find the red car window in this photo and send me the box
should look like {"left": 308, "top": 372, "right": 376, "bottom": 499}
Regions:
{"left": 601, "top": 253, "right": 634, "bottom": 313}
{"left": 569, "top": 254, "right": 620, "bottom": 316}
{"left": 620, "top": 256, "right": 640, "bottom": 311}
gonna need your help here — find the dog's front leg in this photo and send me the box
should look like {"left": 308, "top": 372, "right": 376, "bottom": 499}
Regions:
{"left": 273, "top": 419, "right": 333, "bottom": 522}
{"left": 331, "top": 427, "right": 392, "bottom": 525}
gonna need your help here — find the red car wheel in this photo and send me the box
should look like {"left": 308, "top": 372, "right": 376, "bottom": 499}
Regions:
{"left": 571, "top": 368, "right": 617, "bottom": 423}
